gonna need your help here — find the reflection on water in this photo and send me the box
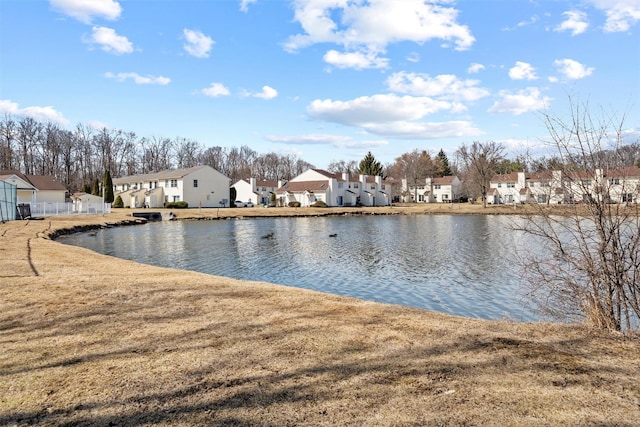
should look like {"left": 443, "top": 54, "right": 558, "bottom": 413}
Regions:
{"left": 58, "top": 215, "right": 539, "bottom": 321}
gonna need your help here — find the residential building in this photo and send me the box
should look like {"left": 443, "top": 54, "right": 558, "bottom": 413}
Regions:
{"left": 276, "top": 169, "right": 392, "bottom": 207}
{"left": 489, "top": 167, "right": 640, "bottom": 205}
{"left": 0, "top": 170, "right": 67, "bottom": 204}
{"left": 401, "top": 175, "right": 462, "bottom": 203}
{"left": 232, "top": 178, "right": 282, "bottom": 206}
{"left": 113, "top": 165, "right": 231, "bottom": 208}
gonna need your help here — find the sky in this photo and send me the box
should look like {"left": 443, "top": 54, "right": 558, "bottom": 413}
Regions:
{"left": 1, "top": 0, "right": 639, "bottom": 170}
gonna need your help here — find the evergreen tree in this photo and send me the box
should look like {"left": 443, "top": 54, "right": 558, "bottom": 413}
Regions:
{"left": 82, "top": 183, "right": 91, "bottom": 194}
{"left": 103, "top": 169, "right": 114, "bottom": 203}
{"left": 357, "top": 151, "right": 383, "bottom": 176}
{"left": 435, "top": 149, "right": 452, "bottom": 176}
{"left": 92, "top": 178, "right": 100, "bottom": 196}
{"left": 230, "top": 187, "right": 237, "bottom": 203}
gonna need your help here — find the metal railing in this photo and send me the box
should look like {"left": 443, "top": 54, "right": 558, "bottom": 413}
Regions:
{"left": 27, "top": 202, "right": 112, "bottom": 217}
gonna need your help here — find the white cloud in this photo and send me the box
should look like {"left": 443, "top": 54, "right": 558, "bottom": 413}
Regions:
{"left": 88, "top": 120, "right": 109, "bottom": 130}
{"left": 284, "top": 0, "right": 474, "bottom": 70}
{"left": 362, "top": 120, "right": 483, "bottom": 139}
{"left": 555, "top": 10, "right": 589, "bottom": 35}
{"left": 183, "top": 29, "right": 214, "bottom": 58}
{"left": 253, "top": 86, "right": 278, "bottom": 100}
{"left": 0, "top": 99, "right": 69, "bottom": 125}
{"left": 50, "top": 0, "right": 122, "bottom": 24}
{"left": 406, "top": 52, "right": 420, "bottom": 63}
{"left": 84, "top": 26, "right": 133, "bottom": 54}
{"left": 488, "top": 87, "right": 551, "bottom": 115}
{"left": 509, "top": 61, "right": 538, "bottom": 80}
{"left": 323, "top": 50, "right": 389, "bottom": 70}
{"left": 553, "top": 58, "right": 595, "bottom": 79}
{"left": 467, "top": 63, "right": 485, "bottom": 74}
{"left": 503, "top": 15, "right": 538, "bottom": 31}
{"left": 266, "top": 134, "right": 387, "bottom": 149}
{"left": 308, "top": 94, "right": 454, "bottom": 125}
{"left": 202, "top": 83, "right": 231, "bottom": 97}
{"left": 586, "top": 0, "right": 640, "bottom": 32}
{"left": 386, "top": 71, "right": 489, "bottom": 102}
{"left": 239, "top": 0, "right": 256, "bottom": 12}
{"left": 105, "top": 72, "right": 170, "bottom": 85}
{"left": 306, "top": 93, "right": 481, "bottom": 139}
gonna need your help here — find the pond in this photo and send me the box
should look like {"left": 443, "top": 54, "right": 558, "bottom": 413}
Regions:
{"left": 58, "top": 214, "right": 542, "bottom": 322}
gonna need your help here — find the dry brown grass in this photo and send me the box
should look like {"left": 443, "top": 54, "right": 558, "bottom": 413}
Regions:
{"left": 1, "top": 206, "right": 639, "bottom": 426}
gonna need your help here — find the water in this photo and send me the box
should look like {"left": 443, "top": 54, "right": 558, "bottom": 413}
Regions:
{"left": 58, "top": 215, "right": 540, "bottom": 321}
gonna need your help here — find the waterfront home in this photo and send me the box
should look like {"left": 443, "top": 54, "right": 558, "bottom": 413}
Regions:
{"left": 113, "top": 165, "right": 231, "bottom": 208}
{"left": 0, "top": 170, "right": 67, "bottom": 204}
{"left": 276, "top": 169, "right": 392, "bottom": 207}
{"left": 401, "top": 175, "right": 462, "bottom": 203}
{"left": 232, "top": 178, "right": 283, "bottom": 206}
{"left": 489, "top": 167, "right": 640, "bottom": 205}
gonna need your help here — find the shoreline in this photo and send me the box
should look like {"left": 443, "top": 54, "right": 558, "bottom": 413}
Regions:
{"left": 1, "top": 208, "right": 639, "bottom": 425}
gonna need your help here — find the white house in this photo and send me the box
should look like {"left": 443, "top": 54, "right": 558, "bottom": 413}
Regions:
{"left": 113, "top": 165, "right": 231, "bottom": 208}
{"left": 401, "top": 175, "right": 462, "bottom": 203}
{"left": 276, "top": 169, "right": 392, "bottom": 207}
{"left": 232, "top": 178, "right": 282, "bottom": 206}
{"left": 489, "top": 167, "right": 640, "bottom": 205}
{"left": 0, "top": 170, "right": 67, "bottom": 204}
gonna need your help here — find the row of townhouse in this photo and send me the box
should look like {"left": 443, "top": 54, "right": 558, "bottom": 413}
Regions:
{"left": 113, "top": 166, "right": 394, "bottom": 209}
{"left": 400, "top": 176, "right": 462, "bottom": 203}
{"left": 112, "top": 166, "right": 232, "bottom": 208}
{"left": 489, "top": 167, "right": 640, "bottom": 205}
{"left": 273, "top": 169, "right": 394, "bottom": 207}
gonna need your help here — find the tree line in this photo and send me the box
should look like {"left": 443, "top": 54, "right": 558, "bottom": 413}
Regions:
{"left": 2, "top": 113, "right": 639, "bottom": 204}
{"left": 0, "top": 115, "right": 313, "bottom": 193}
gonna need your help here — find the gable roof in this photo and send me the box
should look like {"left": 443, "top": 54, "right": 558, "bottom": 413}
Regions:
{"left": 490, "top": 172, "right": 520, "bottom": 183}
{"left": 113, "top": 165, "right": 221, "bottom": 185}
{"left": 433, "top": 175, "right": 458, "bottom": 185}
{"left": 0, "top": 170, "right": 67, "bottom": 191}
{"left": 277, "top": 180, "right": 330, "bottom": 193}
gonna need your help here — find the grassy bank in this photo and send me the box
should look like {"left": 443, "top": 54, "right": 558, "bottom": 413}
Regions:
{"left": 1, "top": 207, "right": 639, "bottom": 426}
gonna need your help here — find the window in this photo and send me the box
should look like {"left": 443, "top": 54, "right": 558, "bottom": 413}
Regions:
{"left": 507, "top": 182, "right": 515, "bottom": 188}
{"left": 193, "top": 179, "right": 198, "bottom": 188}
{"left": 338, "top": 182, "right": 343, "bottom": 188}
{"left": 171, "top": 179, "right": 178, "bottom": 188}
{"left": 623, "top": 193, "right": 633, "bottom": 203}
{"left": 165, "top": 180, "right": 169, "bottom": 187}
{"left": 370, "top": 185, "right": 375, "bottom": 190}
{"left": 582, "top": 180, "right": 592, "bottom": 186}
{"left": 537, "top": 194, "right": 547, "bottom": 203}
{"left": 435, "top": 184, "right": 441, "bottom": 190}
{"left": 173, "top": 196, "right": 180, "bottom": 202}
{"left": 497, "top": 183, "right": 502, "bottom": 188}
{"left": 610, "top": 178, "right": 620, "bottom": 185}
{"left": 353, "top": 183, "right": 359, "bottom": 189}
{"left": 418, "top": 194, "right": 424, "bottom": 202}
{"left": 381, "top": 185, "right": 385, "bottom": 190}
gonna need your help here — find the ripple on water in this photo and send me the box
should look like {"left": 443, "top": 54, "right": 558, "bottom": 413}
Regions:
{"left": 58, "top": 215, "right": 539, "bottom": 321}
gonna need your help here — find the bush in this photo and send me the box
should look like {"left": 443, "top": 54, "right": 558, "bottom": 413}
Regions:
{"left": 311, "top": 201, "right": 328, "bottom": 208}
{"left": 288, "top": 201, "right": 301, "bottom": 208}
{"left": 164, "top": 201, "right": 189, "bottom": 209}
{"left": 112, "top": 195, "right": 124, "bottom": 208}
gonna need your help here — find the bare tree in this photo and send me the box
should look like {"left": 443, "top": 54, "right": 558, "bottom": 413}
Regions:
{"left": 388, "top": 149, "right": 435, "bottom": 202}
{"left": 174, "top": 137, "right": 202, "bottom": 169}
{"left": 456, "top": 141, "right": 504, "bottom": 207}
{"left": 516, "top": 100, "right": 640, "bottom": 332}
{"left": 0, "top": 114, "right": 17, "bottom": 170}
{"left": 326, "top": 159, "right": 358, "bottom": 175}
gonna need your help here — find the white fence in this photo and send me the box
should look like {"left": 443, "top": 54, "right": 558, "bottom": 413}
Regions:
{"left": 27, "top": 202, "right": 111, "bottom": 217}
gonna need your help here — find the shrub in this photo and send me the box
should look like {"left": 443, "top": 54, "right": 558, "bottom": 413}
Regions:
{"left": 112, "top": 195, "right": 124, "bottom": 208}
{"left": 164, "top": 201, "right": 189, "bottom": 209}
{"left": 311, "top": 200, "right": 328, "bottom": 208}
{"left": 288, "top": 201, "right": 301, "bottom": 208}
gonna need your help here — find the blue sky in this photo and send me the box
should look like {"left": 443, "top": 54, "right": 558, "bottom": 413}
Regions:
{"left": 1, "top": 0, "right": 639, "bottom": 169}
